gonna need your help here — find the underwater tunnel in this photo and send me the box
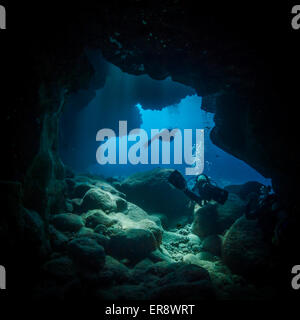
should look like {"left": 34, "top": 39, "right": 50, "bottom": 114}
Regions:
{"left": 2, "top": 2, "right": 298, "bottom": 303}
{"left": 59, "top": 53, "right": 271, "bottom": 187}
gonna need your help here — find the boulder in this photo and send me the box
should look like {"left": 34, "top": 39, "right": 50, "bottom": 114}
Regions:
{"left": 77, "top": 227, "right": 94, "bottom": 236}
{"left": 138, "top": 219, "right": 163, "bottom": 246}
{"left": 67, "top": 237, "right": 106, "bottom": 270}
{"left": 98, "top": 255, "right": 131, "bottom": 285}
{"left": 70, "top": 198, "right": 82, "bottom": 213}
{"left": 159, "top": 262, "right": 210, "bottom": 284}
{"left": 192, "top": 203, "right": 218, "bottom": 238}
{"left": 77, "top": 233, "right": 109, "bottom": 250}
{"left": 150, "top": 263, "right": 215, "bottom": 300}
{"left": 146, "top": 261, "right": 178, "bottom": 278}
{"left": 119, "top": 169, "right": 194, "bottom": 224}
{"left": 80, "top": 188, "right": 117, "bottom": 213}
{"left": 130, "top": 259, "right": 159, "bottom": 285}
{"left": 222, "top": 216, "right": 273, "bottom": 280}
{"left": 43, "top": 256, "right": 77, "bottom": 281}
{"left": 107, "top": 228, "right": 157, "bottom": 264}
{"left": 72, "top": 182, "right": 93, "bottom": 198}
{"left": 201, "top": 235, "right": 222, "bottom": 256}
{"left": 111, "top": 211, "right": 163, "bottom": 246}
{"left": 93, "top": 180, "right": 126, "bottom": 198}
{"left": 148, "top": 249, "right": 174, "bottom": 263}
{"left": 94, "top": 223, "right": 114, "bottom": 236}
{"left": 133, "top": 258, "right": 155, "bottom": 274}
{"left": 182, "top": 255, "right": 254, "bottom": 300}
{"left": 115, "top": 196, "right": 128, "bottom": 211}
{"left": 215, "top": 193, "right": 245, "bottom": 233}
{"left": 119, "top": 203, "right": 164, "bottom": 241}
{"left": 72, "top": 176, "right": 125, "bottom": 198}
{"left": 191, "top": 195, "right": 245, "bottom": 238}
{"left": 187, "top": 233, "right": 202, "bottom": 251}
{"left": 125, "top": 202, "right": 149, "bottom": 221}
{"left": 49, "top": 225, "right": 69, "bottom": 251}
{"left": 147, "top": 261, "right": 179, "bottom": 278}
{"left": 50, "top": 213, "right": 84, "bottom": 232}
{"left": 183, "top": 253, "right": 202, "bottom": 263}
{"left": 183, "top": 252, "right": 219, "bottom": 265}
{"left": 147, "top": 213, "right": 166, "bottom": 228}
{"left": 84, "top": 209, "right": 117, "bottom": 229}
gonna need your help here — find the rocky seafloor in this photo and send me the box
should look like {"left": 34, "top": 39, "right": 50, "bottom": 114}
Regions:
{"left": 25, "top": 168, "right": 280, "bottom": 300}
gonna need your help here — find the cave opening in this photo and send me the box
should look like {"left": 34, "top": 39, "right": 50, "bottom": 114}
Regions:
{"left": 59, "top": 52, "right": 270, "bottom": 188}
{"left": 45, "top": 51, "right": 284, "bottom": 301}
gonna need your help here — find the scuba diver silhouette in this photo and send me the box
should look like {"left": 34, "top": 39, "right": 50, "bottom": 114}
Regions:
{"left": 244, "top": 185, "right": 291, "bottom": 246}
{"left": 168, "top": 170, "right": 228, "bottom": 206}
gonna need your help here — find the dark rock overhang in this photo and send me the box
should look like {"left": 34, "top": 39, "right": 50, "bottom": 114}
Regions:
{"left": 1, "top": 1, "right": 297, "bottom": 201}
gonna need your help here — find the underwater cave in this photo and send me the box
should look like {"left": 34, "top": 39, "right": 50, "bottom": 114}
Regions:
{"left": 59, "top": 53, "right": 271, "bottom": 186}
{"left": 1, "top": 2, "right": 299, "bottom": 304}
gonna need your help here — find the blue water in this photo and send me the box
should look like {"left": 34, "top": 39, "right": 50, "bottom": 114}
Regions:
{"left": 60, "top": 61, "right": 271, "bottom": 187}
